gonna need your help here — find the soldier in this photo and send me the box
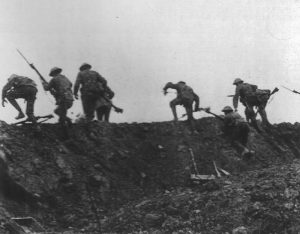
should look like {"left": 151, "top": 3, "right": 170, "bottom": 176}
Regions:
{"left": 163, "top": 81, "right": 199, "bottom": 122}
{"left": 221, "top": 106, "right": 252, "bottom": 156}
{"left": 95, "top": 85, "right": 115, "bottom": 122}
{"left": 43, "top": 67, "right": 73, "bottom": 125}
{"left": 232, "top": 78, "right": 272, "bottom": 129}
{"left": 74, "top": 63, "right": 107, "bottom": 121}
{"left": 2, "top": 74, "right": 37, "bottom": 122}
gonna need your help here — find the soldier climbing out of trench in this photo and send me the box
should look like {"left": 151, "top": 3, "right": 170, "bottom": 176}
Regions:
{"left": 163, "top": 81, "right": 200, "bottom": 130}
{"left": 2, "top": 74, "right": 38, "bottom": 124}
{"left": 74, "top": 63, "right": 107, "bottom": 121}
{"left": 204, "top": 106, "right": 254, "bottom": 157}
{"left": 221, "top": 106, "right": 254, "bottom": 157}
{"left": 232, "top": 78, "right": 277, "bottom": 131}
{"left": 43, "top": 67, "right": 73, "bottom": 126}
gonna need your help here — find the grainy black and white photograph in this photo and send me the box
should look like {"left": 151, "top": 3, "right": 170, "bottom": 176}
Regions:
{"left": 0, "top": 0, "right": 300, "bottom": 233}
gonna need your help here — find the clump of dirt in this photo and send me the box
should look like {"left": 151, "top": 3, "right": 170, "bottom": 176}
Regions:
{"left": 0, "top": 118, "right": 299, "bottom": 233}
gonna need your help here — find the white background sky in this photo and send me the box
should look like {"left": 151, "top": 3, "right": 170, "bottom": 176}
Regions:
{"left": 1, "top": 0, "right": 300, "bottom": 124}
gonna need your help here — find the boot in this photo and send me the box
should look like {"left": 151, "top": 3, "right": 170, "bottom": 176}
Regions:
{"left": 15, "top": 112, "right": 25, "bottom": 120}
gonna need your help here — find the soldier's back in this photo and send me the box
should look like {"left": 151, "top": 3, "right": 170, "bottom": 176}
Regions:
{"left": 13, "top": 76, "right": 37, "bottom": 88}
{"left": 178, "top": 83, "right": 194, "bottom": 100}
{"left": 78, "top": 70, "right": 106, "bottom": 95}
{"left": 51, "top": 75, "right": 72, "bottom": 93}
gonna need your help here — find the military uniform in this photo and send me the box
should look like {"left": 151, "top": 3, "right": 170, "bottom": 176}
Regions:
{"left": 95, "top": 86, "right": 114, "bottom": 122}
{"left": 2, "top": 75, "right": 37, "bottom": 120}
{"left": 222, "top": 106, "right": 252, "bottom": 156}
{"left": 223, "top": 111, "right": 250, "bottom": 146}
{"left": 233, "top": 78, "right": 271, "bottom": 128}
{"left": 74, "top": 63, "right": 107, "bottom": 121}
{"left": 44, "top": 68, "right": 73, "bottom": 124}
{"left": 163, "top": 81, "right": 199, "bottom": 122}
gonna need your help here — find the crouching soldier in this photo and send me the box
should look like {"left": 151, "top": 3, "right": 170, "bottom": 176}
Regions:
{"left": 43, "top": 67, "right": 73, "bottom": 125}
{"left": 2, "top": 74, "right": 37, "bottom": 123}
{"left": 95, "top": 85, "right": 115, "bottom": 122}
{"left": 163, "top": 81, "right": 199, "bottom": 123}
{"left": 221, "top": 106, "right": 253, "bottom": 157}
{"left": 232, "top": 78, "right": 273, "bottom": 130}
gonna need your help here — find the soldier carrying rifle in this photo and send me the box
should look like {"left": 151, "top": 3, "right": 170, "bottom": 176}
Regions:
{"left": 43, "top": 67, "right": 73, "bottom": 126}
{"left": 203, "top": 106, "right": 254, "bottom": 157}
{"left": 232, "top": 78, "right": 278, "bottom": 131}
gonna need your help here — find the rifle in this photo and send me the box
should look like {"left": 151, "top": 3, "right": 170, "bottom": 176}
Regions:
{"left": 204, "top": 108, "right": 225, "bottom": 121}
{"left": 16, "top": 49, "right": 48, "bottom": 84}
{"left": 180, "top": 107, "right": 209, "bottom": 119}
{"left": 13, "top": 114, "right": 54, "bottom": 125}
{"left": 16, "top": 49, "right": 57, "bottom": 98}
{"left": 281, "top": 85, "right": 300, "bottom": 95}
{"left": 227, "top": 87, "right": 279, "bottom": 98}
{"left": 102, "top": 95, "right": 123, "bottom": 113}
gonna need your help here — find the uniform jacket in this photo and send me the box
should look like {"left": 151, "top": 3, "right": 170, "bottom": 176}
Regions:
{"left": 74, "top": 70, "right": 107, "bottom": 96}
{"left": 2, "top": 76, "right": 37, "bottom": 99}
{"left": 44, "top": 74, "right": 73, "bottom": 102}
{"left": 233, "top": 83, "right": 257, "bottom": 108}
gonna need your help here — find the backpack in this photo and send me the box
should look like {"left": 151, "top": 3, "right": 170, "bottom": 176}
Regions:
{"left": 180, "top": 85, "right": 194, "bottom": 100}
{"left": 255, "top": 89, "right": 270, "bottom": 103}
{"left": 239, "top": 83, "right": 257, "bottom": 98}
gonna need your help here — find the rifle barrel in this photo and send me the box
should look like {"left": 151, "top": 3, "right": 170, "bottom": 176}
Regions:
{"left": 16, "top": 49, "right": 31, "bottom": 65}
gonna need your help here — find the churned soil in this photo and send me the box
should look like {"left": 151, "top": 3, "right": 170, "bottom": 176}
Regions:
{"left": 0, "top": 118, "right": 300, "bottom": 233}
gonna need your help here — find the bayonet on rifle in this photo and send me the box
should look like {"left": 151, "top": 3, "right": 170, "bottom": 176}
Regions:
{"left": 281, "top": 85, "right": 300, "bottom": 95}
{"left": 13, "top": 114, "right": 54, "bottom": 125}
{"left": 16, "top": 49, "right": 57, "bottom": 97}
{"left": 16, "top": 49, "right": 47, "bottom": 84}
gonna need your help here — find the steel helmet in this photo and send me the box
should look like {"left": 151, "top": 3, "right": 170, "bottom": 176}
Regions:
{"left": 222, "top": 106, "right": 233, "bottom": 112}
{"left": 7, "top": 74, "right": 18, "bottom": 81}
{"left": 233, "top": 78, "right": 243, "bottom": 85}
{"left": 49, "top": 67, "right": 62, "bottom": 76}
{"left": 79, "top": 63, "right": 92, "bottom": 71}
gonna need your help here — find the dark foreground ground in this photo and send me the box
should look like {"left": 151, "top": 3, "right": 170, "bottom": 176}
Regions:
{"left": 0, "top": 118, "right": 300, "bottom": 233}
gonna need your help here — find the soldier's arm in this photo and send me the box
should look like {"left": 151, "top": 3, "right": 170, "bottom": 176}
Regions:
{"left": 233, "top": 86, "right": 240, "bottom": 110}
{"left": 163, "top": 82, "right": 177, "bottom": 95}
{"left": 96, "top": 73, "right": 107, "bottom": 87}
{"left": 43, "top": 79, "right": 53, "bottom": 91}
{"left": 73, "top": 73, "right": 81, "bottom": 96}
{"left": 193, "top": 93, "right": 200, "bottom": 111}
{"left": 2, "top": 80, "right": 14, "bottom": 100}
{"left": 106, "top": 86, "right": 114, "bottom": 99}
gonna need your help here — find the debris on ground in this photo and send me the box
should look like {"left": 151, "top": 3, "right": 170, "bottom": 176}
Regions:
{"left": 0, "top": 118, "right": 300, "bottom": 233}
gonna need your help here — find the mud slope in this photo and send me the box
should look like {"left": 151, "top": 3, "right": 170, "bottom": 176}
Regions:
{"left": 0, "top": 118, "right": 300, "bottom": 233}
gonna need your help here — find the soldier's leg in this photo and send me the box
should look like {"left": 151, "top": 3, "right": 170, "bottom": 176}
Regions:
{"left": 24, "top": 87, "right": 37, "bottom": 122}
{"left": 55, "top": 100, "right": 72, "bottom": 124}
{"left": 232, "top": 124, "right": 250, "bottom": 155}
{"left": 5, "top": 89, "right": 25, "bottom": 119}
{"left": 81, "top": 95, "right": 95, "bottom": 121}
{"left": 238, "top": 123, "right": 250, "bottom": 146}
{"left": 258, "top": 104, "right": 271, "bottom": 127}
{"left": 54, "top": 104, "right": 64, "bottom": 123}
{"left": 170, "top": 98, "right": 181, "bottom": 121}
{"left": 104, "top": 106, "right": 111, "bottom": 122}
{"left": 81, "top": 95, "right": 89, "bottom": 116}
{"left": 246, "top": 104, "right": 261, "bottom": 132}
{"left": 96, "top": 107, "right": 105, "bottom": 121}
{"left": 64, "top": 100, "right": 73, "bottom": 125}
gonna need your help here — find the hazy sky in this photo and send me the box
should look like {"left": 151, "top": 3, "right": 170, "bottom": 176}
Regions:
{"left": 1, "top": 0, "right": 300, "bottom": 124}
